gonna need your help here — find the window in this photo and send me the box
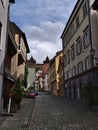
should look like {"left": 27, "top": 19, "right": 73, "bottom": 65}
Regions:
{"left": 83, "top": 26, "right": 90, "bottom": 48}
{"left": 76, "top": 15, "right": 79, "bottom": 29}
{"left": 63, "top": 36, "right": 67, "bottom": 47}
{"left": 0, "top": 22, "right": 2, "bottom": 46}
{"left": 64, "top": 54, "right": 67, "bottom": 67}
{"left": 67, "top": 50, "right": 70, "bottom": 64}
{"left": 83, "top": 2, "right": 88, "bottom": 18}
{"left": 76, "top": 36, "right": 82, "bottom": 55}
{"left": 72, "top": 66, "right": 76, "bottom": 76}
{"left": 70, "top": 24, "right": 75, "bottom": 37}
{"left": 66, "top": 30, "right": 71, "bottom": 43}
{"left": 18, "top": 36, "right": 22, "bottom": 50}
{"left": 65, "top": 72, "right": 68, "bottom": 80}
{"left": 68, "top": 69, "right": 72, "bottom": 78}
{"left": 71, "top": 44, "right": 75, "bottom": 60}
{"left": 84, "top": 56, "right": 91, "bottom": 70}
{"left": 77, "top": 61, "right": 84, "bottom": 74}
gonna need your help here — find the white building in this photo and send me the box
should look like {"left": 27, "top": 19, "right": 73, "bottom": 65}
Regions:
{"left": 0, "top": 0, "right": 15, "bottom": 113}
{"left": 61, "top": 0, "right": 98, "bottom": 99}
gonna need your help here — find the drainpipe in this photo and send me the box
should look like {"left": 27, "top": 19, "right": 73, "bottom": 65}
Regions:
{"left": 1, "top": 1, "right": 13, "bottom": 113}
{"left": 87, "top": 0, "right": 96, "bottom": 84}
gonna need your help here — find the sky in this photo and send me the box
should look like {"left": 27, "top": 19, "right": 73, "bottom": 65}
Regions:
{"left": 10, "top": 0, "right": 77, "bottom": 63}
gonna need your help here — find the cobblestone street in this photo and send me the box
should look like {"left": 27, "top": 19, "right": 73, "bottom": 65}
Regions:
{"left": 0, "top": 92, "right": 98, "bottom": 130}
{"left": 29, "top": 92, "right": 98, "bottom": 130}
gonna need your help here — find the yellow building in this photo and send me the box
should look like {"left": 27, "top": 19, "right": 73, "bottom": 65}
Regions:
{"left": 58, "top": 55, "right": 64, "bottom": 97}
{"left": 48, "top": 50, "right": 63, "bottom": 96}
{"left": 9, "top": 21, "right": 30, "bottom": 83}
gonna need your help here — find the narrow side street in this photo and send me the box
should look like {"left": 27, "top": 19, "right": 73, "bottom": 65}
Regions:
{"left": 0, "top": 92, "right": 98, "bottom": 130}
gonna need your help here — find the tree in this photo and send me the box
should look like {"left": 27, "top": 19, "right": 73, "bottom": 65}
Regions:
{"left": 24, "top": 65, "right": 28, "bottom": 88}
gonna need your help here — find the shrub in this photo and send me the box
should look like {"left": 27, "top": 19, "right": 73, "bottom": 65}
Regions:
{"left": 83, "top": 83, "right": 98, "bottom": 108}
{"left": 11, "top": 78, "right": 22, "bottom": 106}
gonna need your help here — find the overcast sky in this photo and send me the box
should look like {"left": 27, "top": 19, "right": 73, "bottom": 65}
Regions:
{"left": 10, "top": 0, "right": 77, "bottom": 63}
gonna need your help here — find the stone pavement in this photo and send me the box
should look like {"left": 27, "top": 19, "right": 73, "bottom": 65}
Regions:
{"left": 0, "top": 98, "right": 35, "bottom": 130}
{"left": 29, "top": 92, "right": 98, "bottom": 130}
{"left": 0, "top": 92, "right": 98, "bottom": 130}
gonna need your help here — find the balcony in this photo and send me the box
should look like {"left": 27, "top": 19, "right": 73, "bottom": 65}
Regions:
{"left": 5, "top": 28, "right": 17, "bottom": 74}
{"left": 8, "top": 28, "right": 17, "bottom": 57}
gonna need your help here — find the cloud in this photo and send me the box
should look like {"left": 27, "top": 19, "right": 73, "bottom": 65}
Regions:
{"left": 24, "top": 21, "right": 64, "bottom": 63}
{"left": 24, "top": 21, "right": 64, "bottom": 43}
{"left": 10, "top": 0, "right": 78, "bottom": 63}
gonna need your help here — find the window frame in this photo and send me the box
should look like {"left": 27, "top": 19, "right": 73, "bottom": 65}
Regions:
{"left": 77, "top": 61, "right": 84, "bottom": 74}
{"left": 64, "top": 54, "right": 67, "bottom": 67}
{"left": 83, "top": 1, "right": 88, "bottom": 18}
{"left": 76, "top": 15, "right": 79, "bottom": 29}
{"left": 72, "top": 66, "right": 76, "bottom": 76}
{"left": 76, "top": 36, "right": 82, "bottom": 56}
{"left": 84, "top": 56, "right": 91, "bottom": 70}
{"left": 83, "top": 26, "right": 90, "bottom": 48}
{"left": 71, "top": 44, "right": 75, "bottom": 60}
{"left": 67, "top": 49, "right": 70, "bottom": 64}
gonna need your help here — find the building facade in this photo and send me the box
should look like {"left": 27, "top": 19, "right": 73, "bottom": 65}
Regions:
{"left": 48, "top": 57, "right": 56, "bottom": 95}
{"left": 48, "top": 51, "right": 63, "bottom": 96}
{"left": 0, "top": 0, "right": 15, "bottom": 113}
{"left": 58, "top": 55, "right": 64, "bottom": 97}
{"left": 3, "top": 22, "right": 17, "bottom": 108}
{"left": 42, "top": 56, "right": 50, "bottom": 91}
{"left": 9, "top": 22, "right": 30, "bottom": 84}
{"left": 61, "top": 0, "right": 98, "bottom": 99}
{"left": 27, "top": 56, "right": 36, "bottom": 88}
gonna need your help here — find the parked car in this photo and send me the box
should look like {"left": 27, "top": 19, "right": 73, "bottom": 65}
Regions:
{"left": 27, "top": 91, "right": 35, "bottom": 98}
{"left": 34, "top": 90, "right": 38, "bottom": 96}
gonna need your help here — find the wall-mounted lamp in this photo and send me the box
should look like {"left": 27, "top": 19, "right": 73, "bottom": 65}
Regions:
{"left": 90, "top": 49, "right": 98, "bottom": 61}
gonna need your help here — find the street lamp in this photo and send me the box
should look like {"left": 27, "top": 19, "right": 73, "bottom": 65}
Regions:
{"left": 90, "top": 48, "right": 95, "bottom": 68}
{"left": 90, "top": 49, "right": 98, "bottom": 63}
{"left": 90, "top": 49, "right": 95, "bottom": 57}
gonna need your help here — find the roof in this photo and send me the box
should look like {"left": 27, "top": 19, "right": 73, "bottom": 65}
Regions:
{"left": 43, "top": 56, "right": 50, "bottom": 64}
{"left": 9, "top": 21, "right": 30, "bottom": 53}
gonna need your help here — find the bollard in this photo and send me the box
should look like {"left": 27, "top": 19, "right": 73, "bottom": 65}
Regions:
{"left": 8, "top": 93, "right": 13, "bottom": 114}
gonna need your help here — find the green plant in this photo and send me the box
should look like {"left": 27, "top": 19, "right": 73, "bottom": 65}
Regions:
{"left": 83, "top": 83, "right": 98, "bottom": 108}
{"left": 11, "top": 78, "right": 22, "bottom": 106}
{"left": 24, "top": 65, "right": 28, "bottom": 88}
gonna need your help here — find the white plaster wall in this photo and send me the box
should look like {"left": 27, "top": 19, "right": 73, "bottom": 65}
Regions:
{"left": 0, "top": 1, "right": 9, "bottom": 113}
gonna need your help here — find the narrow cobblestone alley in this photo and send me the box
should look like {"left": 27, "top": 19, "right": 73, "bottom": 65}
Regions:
{"left": 0, "top": 92, "right": 98, "bottom": 130}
